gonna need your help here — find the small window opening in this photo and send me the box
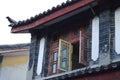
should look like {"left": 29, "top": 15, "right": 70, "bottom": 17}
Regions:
{"left": 52, "top": 52, "right": 57, "bottom": 73}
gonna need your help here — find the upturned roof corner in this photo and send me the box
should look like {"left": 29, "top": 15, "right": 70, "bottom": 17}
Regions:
{"left": 6, "top": 16, "right": 17, "bottom": 27}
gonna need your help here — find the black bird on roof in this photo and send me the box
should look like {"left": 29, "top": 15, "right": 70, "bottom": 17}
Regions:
{"left": 6, "top": 16, "right": 17, "bottom": 27}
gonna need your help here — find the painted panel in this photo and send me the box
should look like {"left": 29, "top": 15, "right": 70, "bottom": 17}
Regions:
{"left": 91, "top": 17, "right": 99, "bottom": 61}
{"left": 115, "top": 7, "right": 120, "bottom": 54}
{"left": 0, "top": 55, "right": 28, "bottom": 80}
{"left": 36, "top": 37, "right": 45, "bottom": 75}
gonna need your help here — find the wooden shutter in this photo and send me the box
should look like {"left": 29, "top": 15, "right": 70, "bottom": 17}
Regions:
{"left": 79, "top": 30, "right": 89, "bottom": 66}
{"left": 58, "top": 39, "right": 73, "bottom": 71}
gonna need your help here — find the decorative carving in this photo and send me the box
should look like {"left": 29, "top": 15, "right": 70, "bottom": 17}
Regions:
{"left": 100, "top": 44, "right": 108, "bottom": 59}
{"left": 6, "top": 16, "right": 17, "bottom": 27}
{"left": 102, "top": 44, "right": 108, "bottom": 53}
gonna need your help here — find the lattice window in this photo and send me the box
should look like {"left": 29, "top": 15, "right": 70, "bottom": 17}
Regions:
{"left": 58, "top": 39, "right": 73, "bottom": 71}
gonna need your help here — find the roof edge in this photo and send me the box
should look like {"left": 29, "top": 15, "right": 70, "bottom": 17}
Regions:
{"left": 10, "top": 0, "right": 95, "bottom": 33}
{"left": 0, "top": 48, "right": 29, "bottom": 54}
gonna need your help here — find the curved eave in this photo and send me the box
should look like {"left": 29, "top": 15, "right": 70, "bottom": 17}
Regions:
{"left": 11, "top": 0, "right": 95, "bottom": 33}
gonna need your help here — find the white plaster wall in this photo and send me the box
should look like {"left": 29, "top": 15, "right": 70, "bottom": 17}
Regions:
{"left": 0, "top": 64, "right": 28, "bottom": 80}
{"left": 26, "top": 66, "right": 33, "bottom": 80}
{"left": 115, "top": 7, "right": 120, "bottom": 54}
{"left": 91, "top": 16, "right": 99, "bottom": 61}
{"left": 36, "top": 37, "right": 45, "bottom": 75}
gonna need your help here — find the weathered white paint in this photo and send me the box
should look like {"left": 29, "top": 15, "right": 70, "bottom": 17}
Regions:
{"left": 26, "top": 67, "right": 33, "bottom": 80}
{"left": 0, "top": 64, "right": 28, "bottom": 80}
{"left": 91, "top": 16, "right": 99, "bottom": 61}
{"left": 115, "top": 7, "right": 120, "bottom": 54}
{"left": 36, "top": 37, "right": 45, "bottom": 75}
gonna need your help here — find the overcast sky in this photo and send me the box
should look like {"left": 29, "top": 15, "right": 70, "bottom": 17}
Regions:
{"left": 0, "top": 0, "right": 67, "bottom": 45}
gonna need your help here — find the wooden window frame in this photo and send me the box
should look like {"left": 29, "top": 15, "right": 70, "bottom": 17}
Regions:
{"left": 58, "top": 39, "right": 73, "bottom": 72}
{"left": 79, "top": 29, "right": 89, "bottom": 66}
{"left": 51, "top": 51, "right": 57, "bottom": 74}
{"left": 49, "top": 27, "right": 90, "bottom": 75}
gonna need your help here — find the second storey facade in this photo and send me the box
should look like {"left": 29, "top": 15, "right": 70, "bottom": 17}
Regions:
{"left": 7, "top": 0, "right": 120, "bottom": 80}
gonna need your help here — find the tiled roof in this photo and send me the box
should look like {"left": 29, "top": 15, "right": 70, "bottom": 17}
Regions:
{"left": 0, "top": 43, "right": 30, "bottom": 51}
{"left": 8, "top": 0, "right": 95, "bottom": 33}
{"left": 42, "top": 62, "right": 120, "bottom": 80}
{"left": 0, "top": 44, "right": 30, "bottom": 55}
{"left": 7, "top": 0, "right": 92, "bottom": 28}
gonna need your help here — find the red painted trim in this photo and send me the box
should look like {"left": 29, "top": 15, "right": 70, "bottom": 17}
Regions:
{"left": 0, "top": 48, "right": 29, "bottom": 54}
{"left": 11, "top": 0, "right": 94, "bottom": 33}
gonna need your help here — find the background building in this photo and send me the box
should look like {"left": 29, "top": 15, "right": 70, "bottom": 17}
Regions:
{"left": 0, "top": 44, "right": 30, "bottom": 80}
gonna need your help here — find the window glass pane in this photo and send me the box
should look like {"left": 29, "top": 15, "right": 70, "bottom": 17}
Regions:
{"left": 61, "top": 47, "right": 68, "bottom": 69}
{"left": 61, "top": 61, "right": 67, "bottom": 69}
{"left": 62, "top": 48, "right": 67, "bottom": 58}
{"left": 58, "top": 39, "right": 73, "bottom": 71}
{"left": 52, "top": 64, "right": 56, "bottom": 73}
{"left": 53, "top": 52, "right": 57, "bottom": 61}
